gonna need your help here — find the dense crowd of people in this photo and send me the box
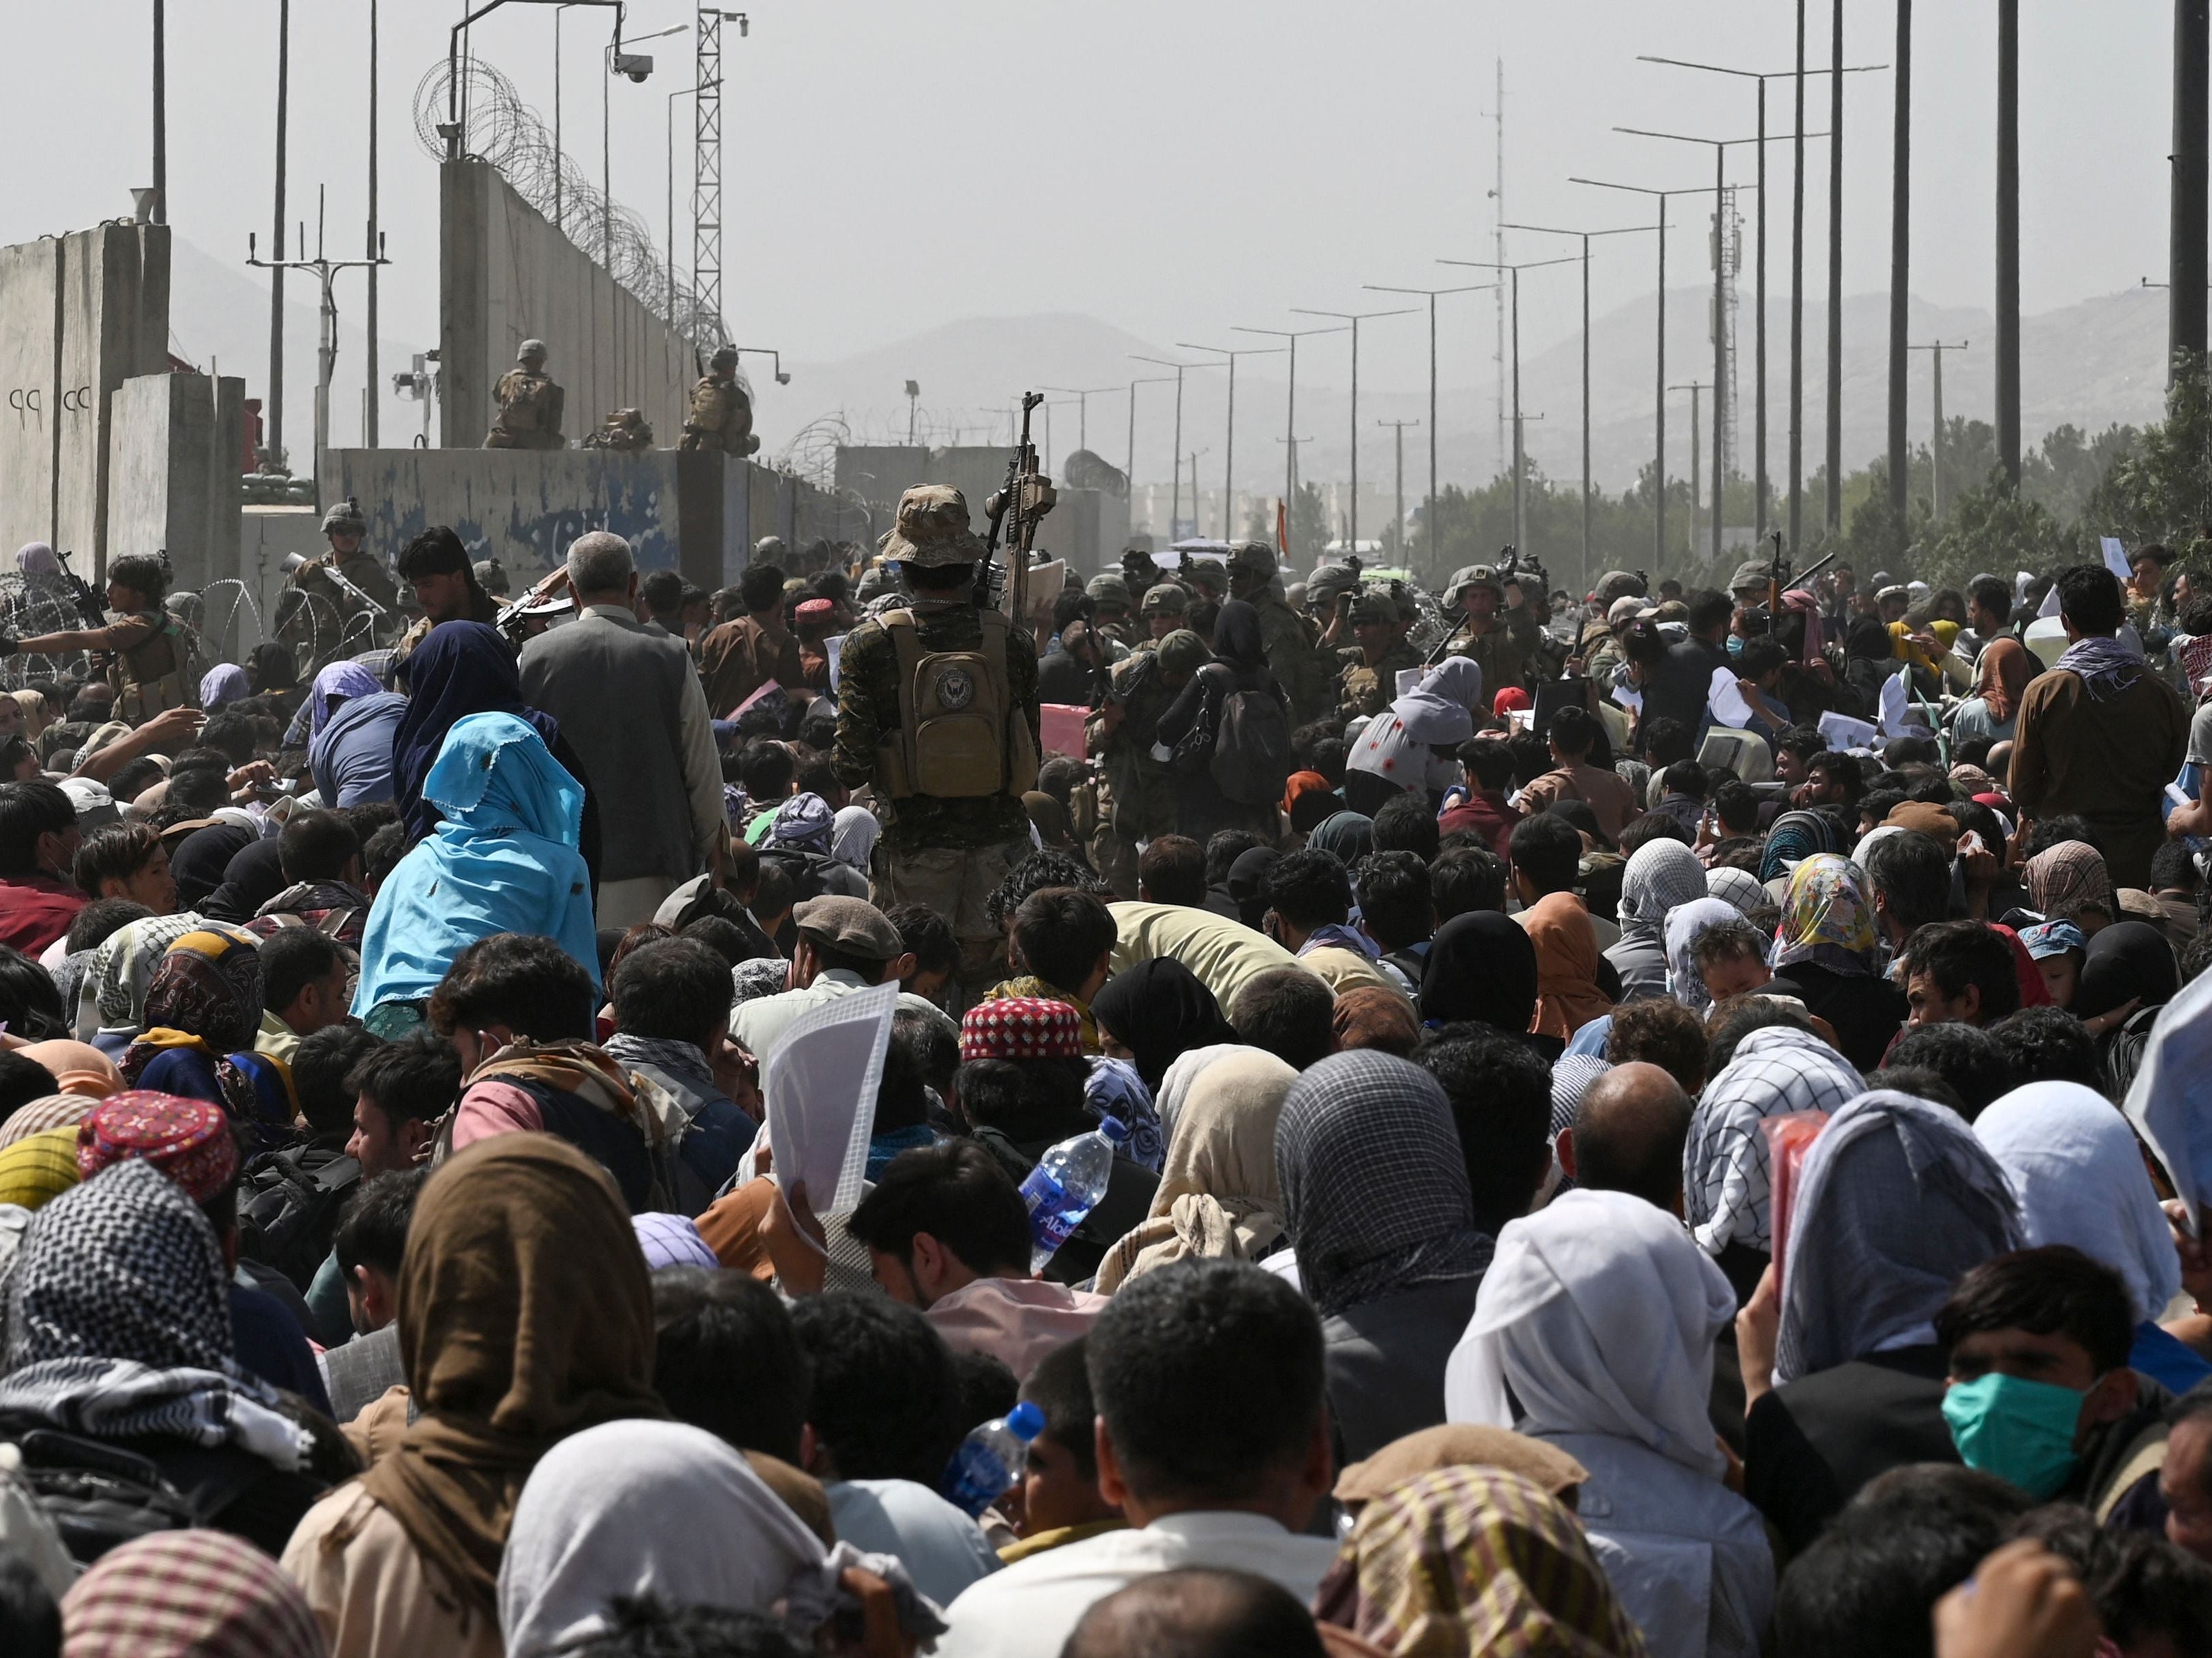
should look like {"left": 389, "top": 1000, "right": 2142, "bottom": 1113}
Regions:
{"left": 0, "top": 516, "right": 2207, "bottom": 1658}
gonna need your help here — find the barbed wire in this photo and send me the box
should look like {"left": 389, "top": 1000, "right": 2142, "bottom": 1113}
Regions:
{"left": 413, "top": 56, "right": 726, "bottom": 355}
{"left": 775, "top": 413, "right": 850, "bottom": 489}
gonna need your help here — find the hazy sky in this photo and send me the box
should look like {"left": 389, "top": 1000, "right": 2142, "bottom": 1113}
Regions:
{"left": 2, "top": 0, "right": 2179, "bottom": 446}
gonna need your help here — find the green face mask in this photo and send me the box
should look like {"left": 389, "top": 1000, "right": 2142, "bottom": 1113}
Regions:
{"left": 1940, "top": 1371, "right": 2087, "bottom": 1500}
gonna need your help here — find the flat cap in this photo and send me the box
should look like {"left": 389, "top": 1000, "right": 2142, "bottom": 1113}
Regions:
{"left": 791, "top": 895, "right": 903, "bottom": 961}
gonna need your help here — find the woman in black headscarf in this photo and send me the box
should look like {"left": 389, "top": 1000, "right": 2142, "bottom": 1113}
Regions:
{"left": 1153, "top": 600, "right": 1291, "bottom": 846}
{"left": 1091, "top": 956, "right": 1241, "bottom": 1094}
{"left": 2075, "top": 919, "right": 2181, "bottom": 1096}
{"left": 1418, "top": 911, "right": 1543, "bottom": 1048}
{"left": 1225, "top": 845, "right": 1281, "bottom": 931}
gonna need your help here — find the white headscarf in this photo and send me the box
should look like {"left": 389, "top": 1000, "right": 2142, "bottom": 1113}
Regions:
{"left": 1444, "top": 1188, "right": 1737, "bottom": 1481}
{"left": 1684, "top": 1025, "right": 1865, "bottom": 1258}
{"left": 1345, "top": 657, "right": 1484, "bottom": 795}
{"left": 830, "top": 804, "right": 881, "bottom": 871}
{"left": 1153, "top": 1041, "right": 1248, "bottom": 1139}
{"left": 1663, "top": 897, "right": 1741, "bottom": 1012}
{"left": 498, "top": 1420, "right": 853, "bottom": 1657}
{"left": 1974, "top": 1082, "right": 2182, "bottom": 1326}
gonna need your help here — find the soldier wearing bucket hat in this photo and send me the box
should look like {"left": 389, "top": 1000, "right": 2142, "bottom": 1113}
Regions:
{"left": 832, "top": 486, "right": 1040, "bottom": 1005}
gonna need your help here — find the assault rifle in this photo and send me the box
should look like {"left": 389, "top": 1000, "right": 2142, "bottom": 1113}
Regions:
{"left": 51, "top": 548, "right": 109, "bottom": 632}
{"left": 986, "top": 392, "right": 1057, "bottom": 634}
{"left": 1425, "top": 544, "right": 1520, "bottom": 666}
{"left": 494, "top": 567, "right": 573, "bottom": 649}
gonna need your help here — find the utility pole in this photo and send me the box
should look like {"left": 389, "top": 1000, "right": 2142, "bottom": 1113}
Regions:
{"left": 269, "top": 0, "right": 290, "bottom": 464}
{"left": 1486, "top": 61, "right": 1508, "bottom": 477}
{"left": 1234, "top": 326, "right": 1347, "bottom": 533}
{"left": 1637, "top": 56, "right": 1885, "bottom": 551}
{"left": 1288, "top": 307, "right": 1417, "bottom": 550}
{"left": 1364, "top": 283, "right": 1491, "bottom": 581}
{"left": 1996, "top": 0, "right": 2021, "bottom": 486}
{"left": 1176, "top": 347, "right": 1282, "bottom": 543}
{"left": 366, "top": 0, "right": 380, "bottom": 445}
{"left": 1437, "top": 258, "right": 1575, "bottom": 572}
{"left": 2173, "top": 0, "right": 2209, "bottom": 381}
{"left": 1671, "top": 383, "right": 1708, "bottom": 561}
{"left": 249, "top": 198, "right": 388, "bottom": 504}
{"left": 1125, "top": 376, "right": 1176, "bottom": 531}
{"left": 1572, "top": 177, "right": 1733, "bottom": 570}
{"left": 1908, "top": 340, "right": 1967, "bottom": 520}
{"left": 1133, "top": 356, "right": 1225, "bottom": 537}
{"left": 152, "top": 0, "right": 167, "bottom": 224}
{"left": 1503, "top": 222, "right": 1660, "bottom": 591}
{"left": 1827, "top": 0, "right": 1845, "bottom": 534}
{"left": 1378, "top": 419, "right": 1419, "bottom": 561}
{"left": 1040, "top": 385, "right": 1117, "bottom": 457}
{"left": 1887, "top": 0, "right": 1910, "bottom": 540}
{"left": 1792, "top": 0, "right": 1807, "bottom": 554}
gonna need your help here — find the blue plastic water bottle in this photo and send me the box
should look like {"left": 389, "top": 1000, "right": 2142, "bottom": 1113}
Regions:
{"left": 941, "top": 1400, "right": 1047, "bottom": 1517}
{"left": 1019, "top": 1117, "right": 1127, "bottom": 1274}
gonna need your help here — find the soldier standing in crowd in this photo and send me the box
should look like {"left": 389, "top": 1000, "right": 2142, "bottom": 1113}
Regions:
{"left": 1334, "top": 591, "right": 1422, "bottom": 723}
{"left": 276, "top": 499, "right": 400, "bottom": 664}
{"left": 1135, "top": 582, "right": 1189, "bottom": 651}
{"left": 680, "top": 345, "right": 761, "bottom": 457}
{"left": 484, "top": 341, "right": 566, "bottom": 450}
{"left": 3, "top": 553, "right": 191, "bottom": 720}
{"left": 1087, "top": 572, "right": 1136, "bottom": 649}
{"left": 1228, "top": 540, "right": 1334, "bottom": 726}
{"left": 832, "top": 485, "right": 1039, "bottom": 1005}
{"left": 1086, "top": 628, "right": 1210, "bottom": 899}
{"left": 1446, "top": 563, "right": 1545, "bottom": 710}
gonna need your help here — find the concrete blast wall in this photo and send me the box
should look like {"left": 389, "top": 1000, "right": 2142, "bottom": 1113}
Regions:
{"left": 835, "top": 443, "right": 1128, "bottom": 574}
{"left": 0, "top": 222, "right": 171, "bottom": 576}
{"left": 108, "top": 372, "right": 245, "bottom": 596}
{"left": 441, "top": 160, "right": 698, "bottom": 453}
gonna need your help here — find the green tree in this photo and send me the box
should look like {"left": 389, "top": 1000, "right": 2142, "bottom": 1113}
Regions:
{"left": 2081, "top": 359, "right": 2212, "bottom": 549}
{"left": 1916, "top": 474, "right": 2074, "bottom": 593}
{"left": 1289, "top": 481, "right": 1333, "bottom": 568}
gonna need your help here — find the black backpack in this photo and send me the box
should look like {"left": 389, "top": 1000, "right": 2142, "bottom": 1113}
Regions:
{"left": 1210, "top": 683, "right": 1294, "bottom": 806}
{"left": 236, "top": 1145, "right": 362, "bottom": 1290}
{"left": 5, "top": 1428, "right": 258, "bottom": 1564}
{"left": 757, "top": 844, "right": 830, "bottom": 905}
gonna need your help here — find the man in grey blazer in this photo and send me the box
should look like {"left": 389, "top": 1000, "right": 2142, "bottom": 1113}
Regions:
{"left": 521, "top": 531, "right": 727, "bottom": 927}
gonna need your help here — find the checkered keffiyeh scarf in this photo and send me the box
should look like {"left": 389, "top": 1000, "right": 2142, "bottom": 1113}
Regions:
{"left": 75, "top": 912, "right": 207, "bottom": 1037}
{"left": 1684, "top": 1025, "right": 1865, "bottom": 1257}
{"left": 960, "top": 996, "right": 1083, "bottom": 1063}
{"left": 61, "top": 1527, "right": 326, "bottom": 1658}
{"left": 0, "top": 1160, "right": 311, "bottom": 1470}
{"left": 1276, "top": 1050, "right": 1494, "bottom": 1319}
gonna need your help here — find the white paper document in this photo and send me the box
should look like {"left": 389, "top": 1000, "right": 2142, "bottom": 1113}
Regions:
{"left": 761, "top": 980, "right": 898, "bottom": 1217}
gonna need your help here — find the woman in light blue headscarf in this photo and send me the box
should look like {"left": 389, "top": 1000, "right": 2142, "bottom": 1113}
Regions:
{"left": 353, "top": 712, "right": 599, "bottom": 1031}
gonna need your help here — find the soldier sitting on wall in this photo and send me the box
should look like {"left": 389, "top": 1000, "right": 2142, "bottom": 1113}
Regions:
{"left": 583, "top": 408, "right": 656, "bottom": 451}
{"left": 485, "top": 339, "right": 566, "bottom": 450}
{"left": 679, "top": 345, "right": 760, "bottom": 457}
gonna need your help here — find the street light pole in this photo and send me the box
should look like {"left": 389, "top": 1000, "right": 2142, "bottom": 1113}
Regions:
{"left": 1907, "top": 339, "right": 1968, "bottom": 519}
{"left": 1040, "top": 386, "right": 1118, "bottom": 457}
{"left": 1176, "top": 346, "right": 1284, "bottom": 542}
{"left": 1637, "top": 54, "right": 1885, "bottom": 548}
{"left": 1500, "top": 224, "right": 1660, "bottom": 591}
{"left": 1233, "top": 325, "right": 1348, "bottom": 536}
{"left": 1437, "top": 257, "right": 1576, "bottom": 564}
{"left": 1669, "top": 382, "right": 1708, "bottom": 559}
{"left": 1289, "top": 307, "right": 1418, "bottom": 550}
{"left": 1571, "top": 177, "right": 1732, "bottom": 572}
{"left": 1124, "top": 376, "right": 1177, "bottom": 536}
{"left": 1361, "top": 283, "right": 1491, "bottom": 581}
{"left": 1134, "top": 356, "right": 1227, "bottom": 538}
{"left": 1378, "top": 419, "right": 1418, "bottom": 559}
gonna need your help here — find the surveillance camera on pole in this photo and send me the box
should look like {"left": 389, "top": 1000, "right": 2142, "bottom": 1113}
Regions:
{"left": 611, "top": 50, "right": 653, "bottom": 82}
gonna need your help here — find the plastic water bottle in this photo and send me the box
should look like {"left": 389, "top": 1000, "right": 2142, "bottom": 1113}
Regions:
{"left": 1019, "top": 1117, "right": 1127, "bottom": 1274}
{"left": 941, "top": 1400, "right": 1047, "bottom": 1517}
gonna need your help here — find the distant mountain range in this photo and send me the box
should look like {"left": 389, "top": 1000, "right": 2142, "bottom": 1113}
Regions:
{"left": 751, "top": 286, "right": 2175, "bottom": 500}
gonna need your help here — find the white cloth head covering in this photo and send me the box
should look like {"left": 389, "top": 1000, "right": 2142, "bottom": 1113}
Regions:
{"left": 1154, "top": 1041, "right": 1248, "bottom": 1139}
{"left": 1344, "top": 657, "right": 1485, "bottom": 796}
{"left": 1444, "top": 1188, "right": 1737, "bottom": 1481}
{"left": 1704, "top": 865, "right": 1767, "bottom": 918}
{"left": 1849, "top": 823, "right": 1907, "bottom": 871}
{"left": 1773, "top": 1090, "right": 2023, "bottom": 1385}
{"left": 1974, "top": 1082, "right": 2182, "bottom": 1326}
{"left": 499, "top": 1419, "right": 840, "bottom": 1658}
{"left": 830, "top": 805, "right": 881, "bottom": 871}
{"left": 1684, "top": 1025, "right": 1865, "bottom": 1258}
{"left": 1616, "top": 840, "right": 1709, "bottom": 951}
{"left": 1663, "top": 897, "right": 1741, "bottom": 1012}
{"left": 2122, "top": 967, "right": 2212, "bottom": 1231}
